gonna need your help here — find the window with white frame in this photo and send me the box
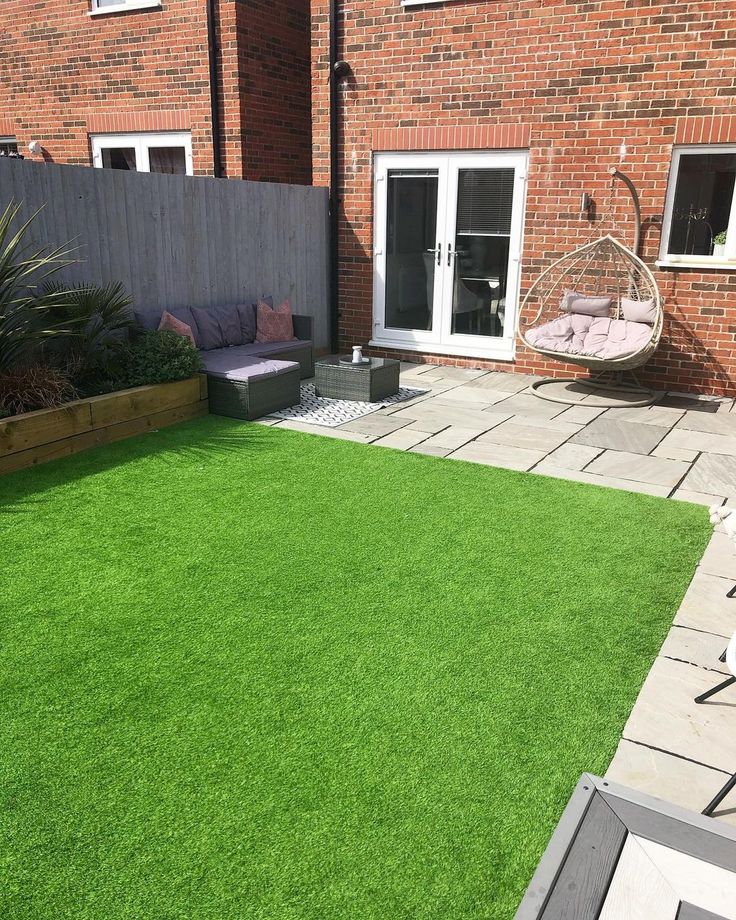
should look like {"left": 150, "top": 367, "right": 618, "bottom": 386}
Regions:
{"left": 91, "top": 132, "right": 193, "bottom": 176}
{"left": 90, "top": 0, "right": 161, "bottom": 14}
{"left": 0, "top": 137, "right": 20, "bottom": 158}
{"left": 660, "top": 145, "right": 736, "bottom": 266}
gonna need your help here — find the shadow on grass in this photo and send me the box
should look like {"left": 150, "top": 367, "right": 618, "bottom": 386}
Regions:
{"left": 0, "top": 416, "right": 277, "bottom": 515}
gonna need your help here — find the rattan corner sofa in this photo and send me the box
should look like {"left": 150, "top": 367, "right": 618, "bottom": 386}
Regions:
{"left": 133, "top": 304, "right": 314, "bottom": 421}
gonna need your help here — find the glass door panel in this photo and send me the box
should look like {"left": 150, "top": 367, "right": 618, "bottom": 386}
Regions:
{"left": 385, "top": 170, "right": 439, "bottom": 332}
{"left": 451, "top": 168, "right": 514, "bottom": 339}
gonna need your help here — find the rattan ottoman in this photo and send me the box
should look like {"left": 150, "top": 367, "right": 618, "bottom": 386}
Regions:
{"left": 314, "top": 356, "right": 400, "bottom": 401}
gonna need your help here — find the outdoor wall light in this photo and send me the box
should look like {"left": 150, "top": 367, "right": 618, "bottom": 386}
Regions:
{"left": 28, "top": 140, "right": 43, "bottom": 155}
{"left": 333, "top": 60, "right": 351, "bottom": 82}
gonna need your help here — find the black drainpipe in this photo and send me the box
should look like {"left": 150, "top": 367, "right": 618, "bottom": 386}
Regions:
{"left": 206, "top": 0, "right": 224, "bottom": 178}
{"left": 328, "top": 0, "right": 340, "bottom": 352}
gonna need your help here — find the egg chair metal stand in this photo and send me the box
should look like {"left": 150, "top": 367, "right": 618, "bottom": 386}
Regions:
{"left": 517, "top": 171, "right": 665, "bottom": 408}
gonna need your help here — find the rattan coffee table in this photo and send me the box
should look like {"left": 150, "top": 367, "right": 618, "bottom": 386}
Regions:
{"left": 314, "top": 356, "right": 400, "bottom": 402}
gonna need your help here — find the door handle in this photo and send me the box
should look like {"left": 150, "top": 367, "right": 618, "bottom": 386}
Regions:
{"left": 447, "top": 243, "right": 453, "bottom": 266}
{"left": 427, "top": 244, "right": 442, "bottom": 266}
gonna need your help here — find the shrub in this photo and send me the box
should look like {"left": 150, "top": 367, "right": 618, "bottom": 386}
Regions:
{"left": 0, "top": 364, "right": 77, "bottom": 417}
{"left": 43, "top": 281, "right": 134, "bottom": 382}
{"left": 0, "top": 202, "right": 77, "bottom": 373}
{"left": 119, "top": 330, "right": 202, "bottom": 389}
{"left": 714, "top": 230, "right": 728, "bottom": 246}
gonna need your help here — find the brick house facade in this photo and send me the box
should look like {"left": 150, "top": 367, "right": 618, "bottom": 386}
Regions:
{"left": 0, "top": 0, "right": 312, "bottom": 184}
{"left": 311, "top": 1, "right": 736, "bottom": 395}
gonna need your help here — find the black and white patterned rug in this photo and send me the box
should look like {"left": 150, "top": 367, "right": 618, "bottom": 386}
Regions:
{"left": 269, "top": 383, "right": 429, "bottom": 428}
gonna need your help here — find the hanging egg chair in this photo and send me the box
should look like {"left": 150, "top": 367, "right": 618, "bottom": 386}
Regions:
{"left": 517, "top": 174, "right": 664, "bottom": 407}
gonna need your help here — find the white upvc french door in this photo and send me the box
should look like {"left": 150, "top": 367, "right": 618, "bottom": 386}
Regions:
{"left": 372, "top": 151, "right": 527, "bottom": 361}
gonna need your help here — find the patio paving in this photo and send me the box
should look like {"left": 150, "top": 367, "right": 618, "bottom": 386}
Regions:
{"left": 265, "top": 363, "right": 736, "bottom": 824}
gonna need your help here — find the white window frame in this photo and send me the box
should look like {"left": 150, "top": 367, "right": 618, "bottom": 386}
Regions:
{"left": 658, "top": 144, "right": 736, "bottom": 270}
{"left": 91, "top": 132, "right": 193, "bottom": 176}
{"left": 0, "top": 136, "right": 19, "bottom": 155}
{"left": 89, "top": 0, "right": 161, "bottom": 16}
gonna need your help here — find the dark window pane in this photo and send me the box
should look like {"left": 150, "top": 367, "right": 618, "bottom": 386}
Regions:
{"left": 148, "top": 147, "right": 187, "bottom": 175}
{"left": 0, "top": 138, "right": 19, "bottom": 157}
{"left": 385, "top": 170, "right": 438, "bottom": 332}
{"left": 101, "top": 148, "right": 137, "bottom": 170}
{"left": 668, "top": 153, "right": 736, "bottom": 256}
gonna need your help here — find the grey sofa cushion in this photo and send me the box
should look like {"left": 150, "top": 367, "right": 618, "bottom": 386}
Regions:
{"left": 133, "top": 308, "right": 162, "bottom": 331}
{"left": 210, "top": 340, "right": 310, "bottom": 361}
{"left": 212, "top": 305, "right": 242, "bottom": 347}
{"left": 236, "top": 303, "right": 257, "bottom": 344}
{"left": 200, "top": 350, "right": 299, "bottom": 382}
{"left": 192, "top": 307, "right": 225, "bottom": 350}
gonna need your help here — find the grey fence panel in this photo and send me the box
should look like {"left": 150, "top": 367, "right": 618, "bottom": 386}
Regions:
{"left": 0, "top": 158, "right": 330, "bottom": 351}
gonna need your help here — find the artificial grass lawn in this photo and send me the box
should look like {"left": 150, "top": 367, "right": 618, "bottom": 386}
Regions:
{"left": 0, "top": 416, "right": 710, "bottom": 919}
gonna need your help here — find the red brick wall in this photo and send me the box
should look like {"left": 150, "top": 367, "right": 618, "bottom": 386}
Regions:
{"left": 0, "top": 0, "right": 311, "bottom": 184}
{"left": 311, "top": 0, "right": 736, "bottom": 395}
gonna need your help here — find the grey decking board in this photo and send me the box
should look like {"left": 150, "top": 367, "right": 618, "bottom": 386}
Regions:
{"left": 538, "top": 794, "right": 627, "bottom": 920}
{"left": 515, "top": 775, "right": 736, "bottom": 919}
{"left": 678, "top": 903, "right": 729, "bottom": 920}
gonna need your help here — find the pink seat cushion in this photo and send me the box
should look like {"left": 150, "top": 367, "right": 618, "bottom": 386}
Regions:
{"left": 526, "top": 313, "right": 652, "bottom": 360}
{"left": 255, "top": 298, "right": 297, "bottom": 344}
{"left": 158, "top": 310, "right": 196, "bottom": 346}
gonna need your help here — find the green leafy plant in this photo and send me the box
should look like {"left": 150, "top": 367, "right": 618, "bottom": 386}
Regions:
{"left": 714, "top": 230, "right": 728, "bottom": 245}
{"left": 0, "top": 364, "right": 77, "bottom": 417}
{"left": 119, "top": 330, "right": 202, "bottom": 389}
{"left": 0, "top": 202, "right": 77, "bottom": 373}
{"left": 43, "top": 281, "right": 134, "bottom": 383}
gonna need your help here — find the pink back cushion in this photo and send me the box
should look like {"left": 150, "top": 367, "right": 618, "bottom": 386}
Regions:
{"left": 255, "top": 298, "right": 296, "bottom": 343}
{"left": 159, "top": 310, "right": 196, "bottom": 346}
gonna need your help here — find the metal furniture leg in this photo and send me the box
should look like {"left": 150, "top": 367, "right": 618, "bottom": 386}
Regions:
{"left": 695, "top": 674, "right": 736, "bottom": 704}
{"left": 703, "top": 772, "right": 736, "bottom": 817}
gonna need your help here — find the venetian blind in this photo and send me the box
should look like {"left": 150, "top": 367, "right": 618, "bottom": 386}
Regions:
{"left": 456, "top": 169, "right": 514, "bottom": 235}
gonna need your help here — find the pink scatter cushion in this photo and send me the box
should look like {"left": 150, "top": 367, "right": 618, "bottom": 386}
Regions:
{"left": 255, "top": 298, "right": 297, "bottom": 344}
{"left": 158, "top": 310, "right": 196, "bottom": 346}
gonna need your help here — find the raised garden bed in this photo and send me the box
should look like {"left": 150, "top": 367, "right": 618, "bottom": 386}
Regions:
{"left": 0, "top": 374, "right": 208, "bottom": 474}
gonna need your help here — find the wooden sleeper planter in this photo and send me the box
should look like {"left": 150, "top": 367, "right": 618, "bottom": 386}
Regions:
{"left": 0, "top": 374, "right": 208, "bottom": 475}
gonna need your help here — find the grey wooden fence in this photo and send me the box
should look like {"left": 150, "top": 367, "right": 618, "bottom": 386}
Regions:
{"left": 0, "top": 158, "right": 330, "bottom": 351}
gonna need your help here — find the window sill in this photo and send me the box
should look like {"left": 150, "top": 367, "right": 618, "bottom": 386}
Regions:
{"left": 89, "top": 1, "right": 161, "bottom": 16}
{"left": 656, "top": 259, "right": 736, "bottom": 272}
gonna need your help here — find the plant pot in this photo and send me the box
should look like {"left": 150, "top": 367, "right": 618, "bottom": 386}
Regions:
{"left": 713, "top": 243, "right": 726, "bottom": 258}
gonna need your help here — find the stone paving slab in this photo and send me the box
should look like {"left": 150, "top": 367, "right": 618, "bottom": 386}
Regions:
{"left": 672, "top": 489, "right": 727, "bottom": 507}
{"left": 275, "top": 419, "right": 374, "bottom": 442}
{"left": 606, "top": 740, "right": 736, "bottom": 827}
{"left": 463, "top": 371, "right": 537, "bottom": 393}
{"left": 532, "top": 463, "right": 672, "bottom": 497}
{"left": 674, "top": 572, "right": 735, "bottom": 638}
{"left": 418, "top": 426, "right": 485, "bottom": 451}
{"left": 652, "top": 442, "right": 700, "bottom": 462}
{"left": 476, "top": 419, "right": 574, "bottom": 453}
{"left": 676, "top": 410, "right": 736, "bottom": 436}
{"left": 431, "top": 385, "right": 509, "bottom": 406}
{"left": 584, "top": 449, "right": 689, "bottom": 489}
{"left": 410, "top": 443, "right": 451, "bottom": 457}
{"left": 487, "top": 392, "right": 568, "bottom": 420}
{"left": 570, "top": 417, "right": 669, "bottom": 454}
{"left": 449, "top": 441, "right": 547, "bottom": 471}
{"left": 682, "top": 452, "right": 736, "bottom": 495}
{"left": 339, "top": 415, "right": 411, "bottom": 437}
{"left": 622, "top": 656, "right": 736, "bottom": 774}
{"left": 372, "top": 428, "right": 430, "bottom": 451}
{"left": 391, "top": 403, "right": 512, "bottom": 432}
{"left": 659, "top": 626, "right": 730, "bottom": 675}
{"left": 544, "top": 442, "right": 603, "bottom": 471}
{"left": 608, "top": 405, "right": 686, "bottom": 427}
{"left": 556, "top": 404, "right": 608, "bottom": 424}
{"left": 699, "top": 531, "right": 736, "bottom": 579}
